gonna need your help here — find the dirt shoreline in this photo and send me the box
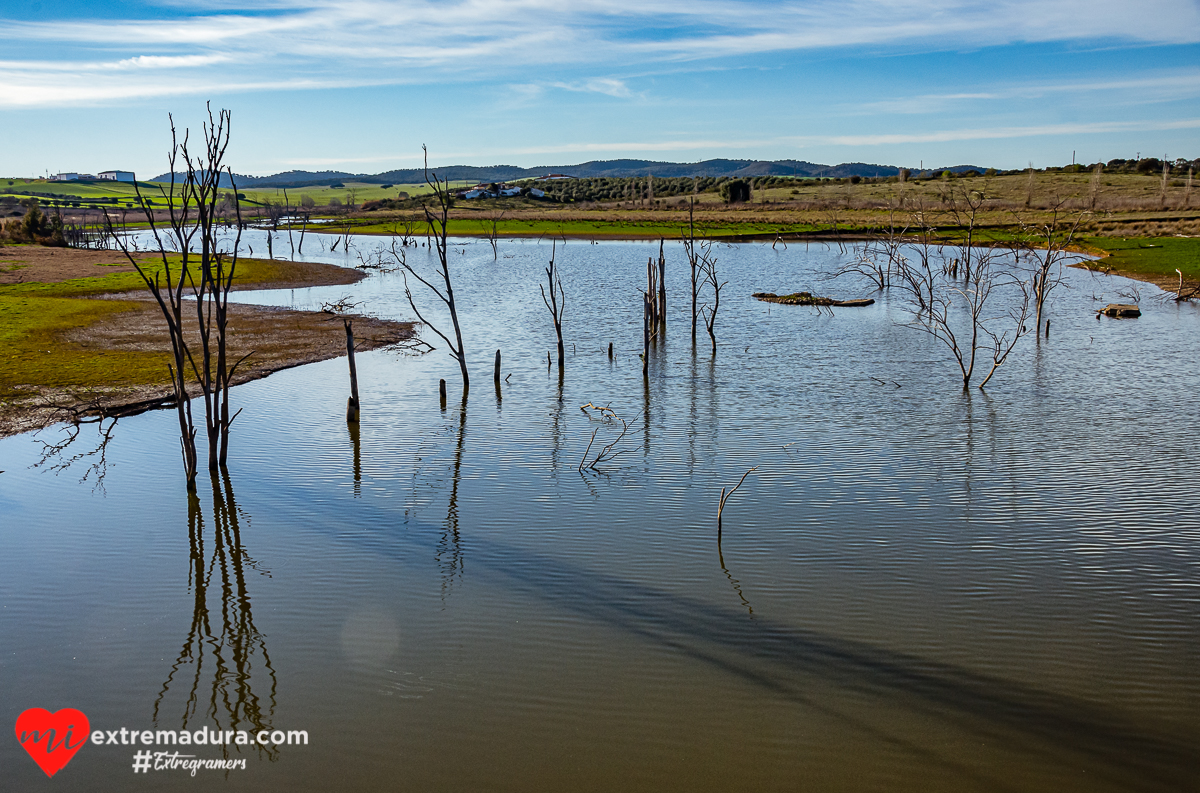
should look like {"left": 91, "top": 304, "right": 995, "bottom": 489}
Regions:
{"left": 0, "top": 247, "right": 414, "bottom": 439}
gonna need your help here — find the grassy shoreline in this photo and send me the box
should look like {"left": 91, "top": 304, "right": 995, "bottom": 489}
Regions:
{"left": 0, "top": 248, "right": 410, "bottom": 438}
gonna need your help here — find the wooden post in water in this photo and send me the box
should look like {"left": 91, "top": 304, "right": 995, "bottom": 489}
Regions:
{"left": 657, "top": 239, "right": 667, "bottom": 328}
{"left": 1045, "top": 320, "right": 1051, "bottom": 338}
{"left": 642, "top": 293, "right": 650, "bottom": 376}
{"left": 494, "top": 349, "right": 501, "bottom": 384}
{"left": 439, "top": 378, "right": 447, "bottom": 410}
{"left": 344, "top": 319, "right": 360, "bottom": 423}
{"left": 608, "top": 342, "right": 613, "bottom": 359}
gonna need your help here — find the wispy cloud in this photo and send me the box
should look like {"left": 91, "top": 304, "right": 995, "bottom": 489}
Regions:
{"left": 416, "top": 117, "right": 1200, "bottom": 161}
{"left": 856, "top": 70, "right": 1200, "bottom": 114}
{"left": 2, "top": 0, "right": 1198, "bottom": 107}
{"left": 551, "top": 78, "right": 634, "bottom": 98}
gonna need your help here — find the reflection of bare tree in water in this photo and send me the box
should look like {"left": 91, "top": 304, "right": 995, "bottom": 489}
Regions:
{"left": 549, "top": 367, "right": 565, "bottom": 477}
{"left": 718, "top": 541, "right": 755, "bottom": 619}
{"left": 32, "top": 416, "right": 120, "bottom": 494}
{"left": 437, "top": 398, "right": 467, "bottom": 597}
{"left": 348, "top": 421, "right": 362, "bottom": 498}
{"left": 155, "top": 473, "right": 278, "bottom": 760}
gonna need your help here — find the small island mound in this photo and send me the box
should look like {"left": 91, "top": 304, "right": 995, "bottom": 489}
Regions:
{"left": 752, "top": 291, "right": 875, "bottom": 307}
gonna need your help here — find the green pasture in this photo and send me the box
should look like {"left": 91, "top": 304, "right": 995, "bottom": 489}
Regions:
{"left": 350, "top": 217, "right": 826, "bottom": 239}
{"left": 0, "top": 177, "right": 473, "bottom": 210}
{"left": 1084, "top": 236, "right": 1200, "bottom": 282}
{"left": 0, "top": 250, "right": 310, "bottom": 397}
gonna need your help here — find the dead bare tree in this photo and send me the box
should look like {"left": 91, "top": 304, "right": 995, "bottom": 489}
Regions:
{"left": 321, "top": 298, "right": 365, "bottom": 422}
{"left": 104, "top": 105, "right": 248, "bottom": 489}
{"left": 1173, "top": 268, "right": 1200, "bottom": 302}
{"left": 1089, "top": 163, "right": 1103, "bottom": 210}
{"left": 540, "top": 241, "right": 566, "bottom": 367}
{"left": 897, "top": 246, "right": 1033, "bottom": 389}
{"left": 482, "top": 211, "right": 504, "bottom": 260}
{"left": 946, "top": 183, "right": 987, "bottom": 280}
{"left": 282, "top": 189, "right": 295, "bottom": 260}
{"left": 397, "top": 146, "right": 470, "bottom": 392}
{"left": 1015, "top": 201, "right": 1087, "bottom": 337}
{"left": 656, "top": 239, "right": 667, "bottom": 327}
{"left": 717, "top": 466, "right": 758, "bottom": 542}
{"left": 698, "top": 250, "right": 726, "bottom": 355}
{"left": 890, "top": 203, "right": 941, "bottom": 313}
{"left": 682, "top": 199, "right": 715, "bottom": 340}
{"left": 836, "top": 208, "right": 908, "bottom": 290}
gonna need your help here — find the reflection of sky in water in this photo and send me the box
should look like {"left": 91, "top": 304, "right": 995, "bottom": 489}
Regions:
{"left": 1, "top": 234, "right": 1198, "bottom": 791}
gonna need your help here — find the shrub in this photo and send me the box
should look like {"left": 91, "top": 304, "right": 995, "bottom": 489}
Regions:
{"left": 2, "top": 203, "right": 65, "bottom": 246}
{"left": 719, "top": 179, "right": 751, "bottom": 203}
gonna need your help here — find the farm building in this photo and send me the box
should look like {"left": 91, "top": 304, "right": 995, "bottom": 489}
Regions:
{"left": 98, "top": 170, "right": 136, "bottom": 182}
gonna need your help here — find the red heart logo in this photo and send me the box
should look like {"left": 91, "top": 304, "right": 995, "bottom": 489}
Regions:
{"left": 14, "top": 708, "right": 90, "bottom": 777}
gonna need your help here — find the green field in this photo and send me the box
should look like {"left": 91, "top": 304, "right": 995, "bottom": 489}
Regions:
{"left": 0, "top": 250, "right": 315, "bottom": 397}
{"left": 1084, "top": 236, "right": 1200, "bottom": 283}
{"left": 0, "top": 177, "right": 473, "bottom": 210}
{"left": 350, "top": 216, "right": 825, "bottom": 239}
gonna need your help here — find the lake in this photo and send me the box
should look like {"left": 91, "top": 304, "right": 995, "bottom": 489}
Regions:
{"left": 2, "top": 233, "right": 1197, "bottom": 791}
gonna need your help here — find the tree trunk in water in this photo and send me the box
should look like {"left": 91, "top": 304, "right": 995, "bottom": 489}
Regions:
{"left": 345, "top": 319, "right": 360, "bottom": 423}
{"left": 657, "top": 240, "right": 667, "bottom": 328}
{"left": 642, "top": 294, "right": 650, "bottom": 376}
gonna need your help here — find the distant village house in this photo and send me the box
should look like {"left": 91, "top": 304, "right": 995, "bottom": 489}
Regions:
{"left": 99, "top": 170, "right": 136, "bottom": 182}
{"left": 455, "top": 183, "right": 524, "bottom": 200}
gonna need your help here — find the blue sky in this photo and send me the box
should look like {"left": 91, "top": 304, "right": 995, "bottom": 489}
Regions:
{"left": 2, "top": 0, "right": 1198, "bottom": 177}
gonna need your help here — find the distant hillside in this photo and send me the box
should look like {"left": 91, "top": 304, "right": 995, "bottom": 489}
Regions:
{"left": 154, "top": 159, "right": 990, "bottom": 188}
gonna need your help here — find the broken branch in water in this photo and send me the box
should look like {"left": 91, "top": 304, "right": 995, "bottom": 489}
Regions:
{"left": 578, "top": 406, "right": 646, "bottom": 471}
{"left": 717, "top": 466, "right": 758, "bottom": 542}
{"left": 580, "top": 402, "right": 618, "bottom": 420}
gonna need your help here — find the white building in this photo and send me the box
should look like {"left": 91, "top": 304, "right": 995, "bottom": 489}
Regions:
{"left": 99, "top": 170, "right": 136, "bottom": 182}
{"left": 50, "top": 173, "right": 83, "bottom": 181}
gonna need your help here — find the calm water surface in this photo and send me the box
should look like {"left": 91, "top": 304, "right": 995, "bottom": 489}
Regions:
{"left": 1, "top": 233, "right": 1197, "bottom": 791}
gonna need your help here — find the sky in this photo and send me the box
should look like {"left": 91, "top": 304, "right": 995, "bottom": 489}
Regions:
{"left": 1, "top": 0, "right": 1198, "bottom": 177}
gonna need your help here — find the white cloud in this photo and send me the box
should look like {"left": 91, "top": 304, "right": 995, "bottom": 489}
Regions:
{"left": 2, "top": 0, "right": 1198, "bottom": 106}
{"left": 420, "top": 117, "right": 1200, "bottom": 160}
{"left": 551, "top": 78, "right": 634, "bottom": 98}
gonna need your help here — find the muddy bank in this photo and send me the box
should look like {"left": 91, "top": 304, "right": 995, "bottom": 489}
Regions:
{"left": 0, "top": 248, "right": 413, "bottom": 438}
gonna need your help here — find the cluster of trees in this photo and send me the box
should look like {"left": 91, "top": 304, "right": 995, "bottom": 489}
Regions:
{"left": 512, "top": 175, "right": 796, "bottom": 204}
{"left": 1101, "top": 157, "right": 1199, "bottom": 174}
{"left": 361, "top": 193, "right": 447, "bottom": 212}
{"left": 0, "top": 201, "right": 66, "bottom": 246}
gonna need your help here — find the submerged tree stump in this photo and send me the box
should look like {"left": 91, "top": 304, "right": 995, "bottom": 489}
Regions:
{"left": 752, "top": 291, "right": 875, "bottom": 307}
{"left": 1098, "top": 304, "right": 1141, "bottom": 318}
